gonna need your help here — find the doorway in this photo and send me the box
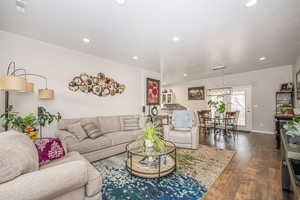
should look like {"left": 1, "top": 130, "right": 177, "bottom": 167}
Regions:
{"left": 230, "top": 86, "right": 252, "bottom": 131}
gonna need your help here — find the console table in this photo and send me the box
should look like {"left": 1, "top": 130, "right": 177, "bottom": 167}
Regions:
{"left": 280, "top": 129, "right": 300, "bottom": 199}
{"left": 275, "top": 115, "right": 294, "bottom": 149}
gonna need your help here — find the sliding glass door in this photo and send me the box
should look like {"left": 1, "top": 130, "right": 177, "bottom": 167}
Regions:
{"left": 208, "top": 86, "right": 252, "bottom": 131}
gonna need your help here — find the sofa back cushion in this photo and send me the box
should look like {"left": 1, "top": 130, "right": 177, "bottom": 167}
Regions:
{"left": 57, "top": 118, "right": 81, "bottom": 130}
{"left": 34, "top": 138, "right": 65, "bottom": 166}
{"left": 0, "top": 130, "right": 39, "bottom": 184}
{"left": 98, "top": 116, "right": 121, "bottom": 134}
{"left": 120, "top": 115, "right": 140, "bottom": 131}
{"left": 67, "top": 122, "right": 88, "bottom": 141}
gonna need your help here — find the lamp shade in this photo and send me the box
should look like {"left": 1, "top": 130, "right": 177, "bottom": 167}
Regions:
{"left": 0, "top": 75, "right": 27, "bottom": 91}
{"left": 39, "top": 89, "right": 54, "bottom": 100}
{"left": 26, "top": 82, "right": 34, "bottom": 93}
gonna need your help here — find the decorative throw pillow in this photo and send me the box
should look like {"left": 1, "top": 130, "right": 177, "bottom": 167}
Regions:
{"left": 67, "top": 122, "right": 88, "bottom": 141}
{"left": 34, "top": 138, "right": 65, "bottom": 166}
{"left": 82, "top": 122, "right": 103, "bottom": 139}
{"left": 121, "top": 116, "right": 140, "bottom": 131}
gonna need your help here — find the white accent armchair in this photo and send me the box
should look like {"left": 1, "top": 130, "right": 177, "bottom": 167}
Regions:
{"left": 164, "top": 110, "right": 199, "bottom": 149}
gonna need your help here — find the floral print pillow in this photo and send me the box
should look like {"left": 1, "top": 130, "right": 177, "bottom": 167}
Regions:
{"left": 34, "top": 138, "right": 65, "bottom": 166}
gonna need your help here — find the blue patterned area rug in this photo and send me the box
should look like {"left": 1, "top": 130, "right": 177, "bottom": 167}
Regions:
{"left": 102, "top": 168, "right": 206, "bottom": 200}
{"left": 92, "top": 146, "right": 235, "bottom": 200}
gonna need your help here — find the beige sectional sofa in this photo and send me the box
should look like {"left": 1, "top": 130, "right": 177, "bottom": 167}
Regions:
{"left": 0, "top": 130, "right": 102, "bottom": 200}
{"left": 56, "top": 115, "right": 144, "bottom": 162}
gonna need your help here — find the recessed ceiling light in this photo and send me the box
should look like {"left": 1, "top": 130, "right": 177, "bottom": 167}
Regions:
{"left": 82, "top": 38, "right": 90, "bottom": 43}
{"left": 16, "top": 0, "right": 27, "bottom": 13}
{"left": 183, "top": 73, "right": 188, "bottom": 77}
{"left": 132, "top": 56, "right": 139, "bottom": 60}
{"left": 172, "top": 36, "right": 180, "bottom": 42}
{"left": 245, "top": 0, "right": 257, "bottom": 7}
{"left": 259, "top": 56, "right": 266, "bottom": 61}
{"left": 115, "top": 0, "right": 125, "bottom": 5}
{"left": 211, "top": 65, "right": 225, "bottom": 71}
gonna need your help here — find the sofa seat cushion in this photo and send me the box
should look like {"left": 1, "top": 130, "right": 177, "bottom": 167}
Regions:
{"left": 168, "top": 131, "right": 192, "bottom": 144}
{"left": 41, "top": 151, "right": 102, "bottom": 197}
{"left": 98, "top": 116, "right": 121, "bottom": 134}
{"left": 68, "top": 136, "right": 112, "bottom": 154}
{"left": 106, "top": 130, "right": 143, "bottom": 146}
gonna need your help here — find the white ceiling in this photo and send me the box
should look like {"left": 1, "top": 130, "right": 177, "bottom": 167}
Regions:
{"left": 0, "top": 0, "right": 300, "bottom": 85}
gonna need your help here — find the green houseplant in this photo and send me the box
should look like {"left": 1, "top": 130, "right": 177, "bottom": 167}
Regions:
{"left": 137, "top": 124, "right": 166, "bottom": 153}
{"left": 284, "top": 117, "right": 300, "bottom": 137}
{"left": 0, "top": 105, "right": 39, "bottom": 140}
{"left": 208, "top": 99, "right": 226, "bottom": 114}
{"left": 283, "top": 117, "right": 300, "bottom": 147}
{"left": 37, "top": 106, "right": 62, "bottom": 137}
{"left": 0, "top": 105, "right": 61, "bottom": 139}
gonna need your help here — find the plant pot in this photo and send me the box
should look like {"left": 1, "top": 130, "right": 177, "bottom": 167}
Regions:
{"left": 144, "top": 139, "right": 155, "bottom": 153}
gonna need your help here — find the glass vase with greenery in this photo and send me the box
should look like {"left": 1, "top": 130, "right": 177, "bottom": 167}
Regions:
{"left": 137, "top": 124, "right": 166, "bottom": 153}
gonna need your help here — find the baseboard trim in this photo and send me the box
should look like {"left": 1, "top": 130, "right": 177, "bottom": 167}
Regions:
{"left": 251, "top": 130, "right": 274, "bottom": 134}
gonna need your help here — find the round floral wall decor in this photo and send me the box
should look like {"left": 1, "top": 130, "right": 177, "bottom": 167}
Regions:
{"left": 68, "top": 73, "right": 125, "bottom": 97}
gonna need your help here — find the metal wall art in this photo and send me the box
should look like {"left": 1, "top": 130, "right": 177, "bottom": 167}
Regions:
{"left": 68, "top": 73, "right": 125, "bottom": 97}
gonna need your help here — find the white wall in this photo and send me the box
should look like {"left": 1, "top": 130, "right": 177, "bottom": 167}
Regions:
{"left": 168, "top": 65, "right": 293, "bottom": 134}
{"left": 0, "top": 31, "right": 159, "bottom": 136}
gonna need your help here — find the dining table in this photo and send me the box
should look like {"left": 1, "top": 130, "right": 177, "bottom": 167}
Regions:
{"left": 201, "top": 115, "right": 236, "bottom": 136}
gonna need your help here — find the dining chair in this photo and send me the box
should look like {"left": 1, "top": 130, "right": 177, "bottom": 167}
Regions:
{"left": 225, "top": 111, "right": 240, "bottom": 139}
{"left": 197, "top": 110, "right": 213, "bottom": 135}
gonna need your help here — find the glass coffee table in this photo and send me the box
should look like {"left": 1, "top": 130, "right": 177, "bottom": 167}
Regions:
{"left": 126, "top": 140, "right": 176, "bottom": 179}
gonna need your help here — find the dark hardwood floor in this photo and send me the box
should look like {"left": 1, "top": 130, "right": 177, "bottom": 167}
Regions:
{"left": 199, "top": 132, "right": 292, "bottom": 200}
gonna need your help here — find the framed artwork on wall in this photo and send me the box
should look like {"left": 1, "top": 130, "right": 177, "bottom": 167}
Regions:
{"left": 296, "top": 71, "right": 300, "bottom": 100}
{"left": 188, "top": 86, "right": 205, "bottom": 100}
{"left": 146, "top": 78, "right": 160, "bottom": 105}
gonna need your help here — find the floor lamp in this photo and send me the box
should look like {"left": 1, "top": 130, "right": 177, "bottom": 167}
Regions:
{"left": 0, "top": 61, "right": 55, "bottom": 131}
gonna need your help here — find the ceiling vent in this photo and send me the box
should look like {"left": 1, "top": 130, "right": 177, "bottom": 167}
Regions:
{"left": 16, "top": 0, "right": 27, "bottom": 13}
{"left": 211, "top": 65, "right": 225, "bottom": 71}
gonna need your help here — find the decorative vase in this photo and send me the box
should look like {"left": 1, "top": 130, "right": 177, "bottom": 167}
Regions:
{"left": 144, "top": 139, "right": 155, "bottom": 153}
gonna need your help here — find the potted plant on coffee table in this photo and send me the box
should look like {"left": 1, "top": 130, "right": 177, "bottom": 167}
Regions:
{"left": 139, "top": 124, "right": 166, "bottom": 153}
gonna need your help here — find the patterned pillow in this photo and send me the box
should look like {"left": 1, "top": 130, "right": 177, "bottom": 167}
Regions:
{"left": 82, "top": 122, "right": 103, "bottom": 139}
{"left": 67, "top": 122, "right": 88, "bottom": 141}
{"left": 121, "top": 116, "right": 140, "bottom": 131}
{"left": 34, "top": 138, "right": 65, "bottom": 166}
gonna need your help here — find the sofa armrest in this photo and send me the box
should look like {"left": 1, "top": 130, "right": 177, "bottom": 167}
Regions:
{"left": 191, "top": 126, "right": 199, "bottom": 149}
{"left": 56, "top": 130, "right": 79, "bottom": 151}
{"left": 0, "top": 160, "right": 88, "bottom": 200}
